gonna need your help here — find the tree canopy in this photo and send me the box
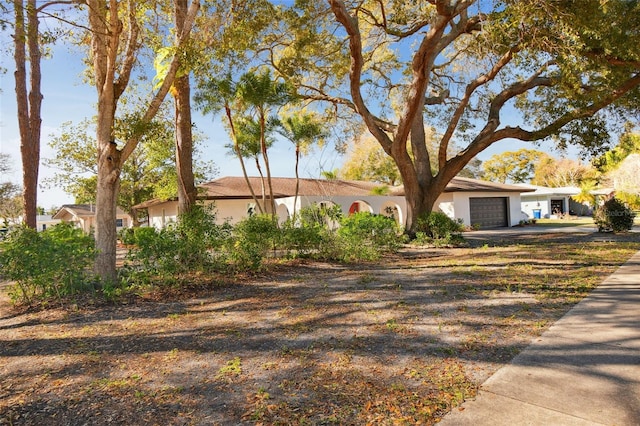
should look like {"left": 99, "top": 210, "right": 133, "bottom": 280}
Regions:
{"left": 482, "top": 149, "right": 546, "bottom": 184}
{"left": 45, "top": 116, "right": 216, "bottom": 222}
{"left": 259, "top": 0, "right": 640, "bottom": 230}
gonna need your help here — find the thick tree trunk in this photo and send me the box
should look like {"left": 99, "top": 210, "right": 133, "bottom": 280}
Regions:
{"left": 95, "top": 139, "right": 121, "bottom": 283}
{"left": 174, "top": 75, "right": 196, "bottom": 214}
{"left": 14, "top": 0, "right": 42, "bottom": 229}
{"left": 174, "top": 0, "right": 196, "bottom": 215}
{"left": 88, "top": 0, "right": 200, "bottom": 282}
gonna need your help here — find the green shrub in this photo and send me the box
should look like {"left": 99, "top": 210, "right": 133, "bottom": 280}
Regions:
{"left": 594, "top": 197, "right": 636, "bottom": 233}
{"left": 225, "top": 214, "right": 280, "bottom": 270}
{"left": 0, "top": 222, "right": 96, "bottom": 305}
{"left": 280, "top": 220, "right": 326, "bottom": 257}
{"left": 118, "top": 227, "right": 136, "bottom": 245}
{"left": 335, "top": 212, "right": 404, "bottom": 261}
{"left": 298, "top": 203, "right": 342, "bottom": 229}
{"left": 413, "top": 212, "right": 465, "bottom": 246}
{"left": 123, "top": 205, "right": 231, "bottom": 284}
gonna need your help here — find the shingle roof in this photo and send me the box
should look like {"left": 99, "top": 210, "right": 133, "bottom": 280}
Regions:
{"left": 199, "top": 176, "right": 387, "bottom": 198}
{"left": 133, "top": 176, "right": 531, "bottom": 209}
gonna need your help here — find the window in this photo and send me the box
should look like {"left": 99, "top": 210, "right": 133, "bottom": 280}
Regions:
{"left": 115, "top": 218, "right": 124, "bottom": 227}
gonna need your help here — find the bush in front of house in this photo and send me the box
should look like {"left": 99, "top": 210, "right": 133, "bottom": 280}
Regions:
{"left": 0, "top": 222, "right": 96, "bottom": 305}
{"left": 123, "top": 205, "right": 232, "bottom": 284}
{"left": 279, "top": 204, "right": 342, "bottom": 258}
{"left": 224, "top": 214, "right": 281, "bottom": 270}
{"left": 594, "top": 197, "right": 636, "bottom": 233}
{"left": 334, "top": 212, "right": 405, "bottom": 261}
{"left": 413, "top": 212, "right": 465, "bottom": 246}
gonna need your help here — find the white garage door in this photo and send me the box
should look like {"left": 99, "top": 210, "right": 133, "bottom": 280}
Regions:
{"left": 469, "top": 197, "right": 508, "bottom": 228}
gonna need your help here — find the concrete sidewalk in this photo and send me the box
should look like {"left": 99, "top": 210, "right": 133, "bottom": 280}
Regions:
{"left": 438, "top": 250, "right": 640, "bottom": 426}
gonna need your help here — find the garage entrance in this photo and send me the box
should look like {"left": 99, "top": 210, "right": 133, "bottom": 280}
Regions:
{"left": 469, "top": 197, "right": 509, "bottom": 228}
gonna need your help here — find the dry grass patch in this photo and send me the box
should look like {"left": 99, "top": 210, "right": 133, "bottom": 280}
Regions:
{"left": 1, "top": 233, "right": 638, "bottom": 425}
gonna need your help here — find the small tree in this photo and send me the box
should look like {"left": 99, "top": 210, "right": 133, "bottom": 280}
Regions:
{"left": 594, "top": 197, "right": 636, "bottom": 233}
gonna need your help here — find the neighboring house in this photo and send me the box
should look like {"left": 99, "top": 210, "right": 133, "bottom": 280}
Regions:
{"left": 517, "top": 185, "right": 581, "bottom": 219}
{"left": 53, "top": 204, "right": 132, "bottom": 234}
{"left": 135, "top": 176, "right": 531, "bottom": 229}
{"left": 36, "top": 215, "right": 60, "bottom": 232}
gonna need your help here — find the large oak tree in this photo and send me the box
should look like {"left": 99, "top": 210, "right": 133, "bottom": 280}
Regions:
{"left": 266, "top": 0, "right": 640, "bottom": 232}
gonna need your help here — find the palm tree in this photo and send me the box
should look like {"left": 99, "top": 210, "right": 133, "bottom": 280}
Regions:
{"left": 572, "top": 180, "right": 597, "bottom": 216}
{"left": 278, "top": 112, "right": 326, "bottom": 221}
{"left": 231, "top": 117, "right": 276, "bottom": 212}
{"left": 195, "top": 75, "right": 263, "bottom": 213}
{"left": 237, "top": 70, "right": 297, "bottom": 215}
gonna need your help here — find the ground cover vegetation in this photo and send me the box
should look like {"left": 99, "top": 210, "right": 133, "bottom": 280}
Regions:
{"left": 1, "top": 228, "right": 638, "bottom": 425}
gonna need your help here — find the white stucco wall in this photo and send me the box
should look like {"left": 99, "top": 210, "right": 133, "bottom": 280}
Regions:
{"left": 521, "top": 195, "right": 574, "bottom": 219}
{"left": 147, "top": 202, "right": 179, "bottom": 228}
{"left": 144, "top": 192, "right": 524, "bottom": 230}
{"left": 521, "top": 195, "right": 551, "bottom": 219}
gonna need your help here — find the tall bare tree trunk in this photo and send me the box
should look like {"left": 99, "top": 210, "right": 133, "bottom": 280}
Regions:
{"left": 259, "top": 112, "right": 276, "bottom": 216}
{"left": 88, "top": 0, "right": 199, "bottom": 282}
{"left": 224, "top": 105, "right": 264, "bottom": 214}
{"left": 13, "top": 0, "right": 42, "bottom": 229}
{"left": 95, "top": 140, "right": 121, "bottom": 280}
{"left": 174, "top": 0, "right": 196, "bottom": 214}
{"left": 174, "top": 78, "right": 196, "bottom": 213}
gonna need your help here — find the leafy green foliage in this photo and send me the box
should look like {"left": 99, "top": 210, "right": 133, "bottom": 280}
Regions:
{"left": 121, "top": 203, "right": 406, "bottom": 283}
{"left": 0, "top": 153, "right": 22, "bottom": 223}
{"left": 0, "top": 223, "right": 96, "bottom": 305}
{"left": 298, "top": 203, "right": 342, "bottom": 228}
{"left": 335, "top": 212, "right": 404, "bottom": 261}
{"left": 340, "top": 136, "right": 402, "bottom": 185}
{"left": 279, "top": 220, "right": 326, "bottom": 258}
{"left": 414, "top": 212, "right": 465, "bottom": 247}
{"left": 593, "top": 131, "right": 640, "bottom": 173}
{"left": 123, "top": 205, "right": 231, "bottom": 284}
{"left": 45, "top": 116, "right": 215, "bottom": 219}
{"left": 225, "top": 214, "right": 280, "bottom": 271}
{"left": 594, "top": 197, "right": 636, "bottom": 233}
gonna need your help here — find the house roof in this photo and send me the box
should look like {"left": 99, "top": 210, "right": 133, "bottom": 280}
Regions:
{"left": 442, "top": 177, "right": 534, "bottom": 193}
{"left": 134, "top": 176, "right": 531, "bottom": 209}
{"left": 200, "top": 176, "right": 387, "bottom": 198}
{"left": 516, "top": 184, "right": 580, "bottom": 197}
{"left": 53, "top": 204, "right": 129, "bottom": 220}
{"left": 133, "top": 177, "right": 390, "bottom": 209}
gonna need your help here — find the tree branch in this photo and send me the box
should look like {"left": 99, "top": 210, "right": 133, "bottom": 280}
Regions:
{"left": 328, "top": 0, "right": 393, "bottom": 151}
{"left": 120, "top": 0, "right": 201, "bottom": 163}
{"left": 438, "top": 47, "right": 521, "bottom": 168}
{"left": 449, "top": 72, "right": 640, "bottom": 176}
{"left": 114, "top": 0, "right": 138, "bottom": 101}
